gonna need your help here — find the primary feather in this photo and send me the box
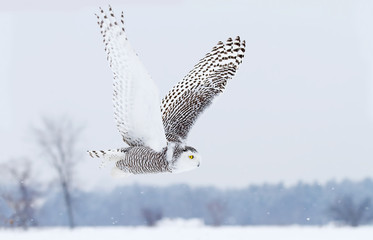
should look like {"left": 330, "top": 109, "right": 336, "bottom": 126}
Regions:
{"left": 96, "top": 6, "right": 167, "bottom": 151}
{"left": 161, "top": 37, "right": 246, "bottom": 142}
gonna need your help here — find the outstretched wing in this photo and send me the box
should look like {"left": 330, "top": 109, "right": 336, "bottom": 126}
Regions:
{"left": 96, "top": 7, "right": 167, "bottom": 151}
{"left": 161, "top": 37, "right": 245, "bottom": 143}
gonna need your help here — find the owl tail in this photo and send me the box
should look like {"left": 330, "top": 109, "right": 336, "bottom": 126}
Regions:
{"left": 87, "top": 148, "right": 129, "bottom": 162}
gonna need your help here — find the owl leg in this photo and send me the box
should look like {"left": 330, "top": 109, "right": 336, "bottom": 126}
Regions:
{"left": 111, "top": 166, "right": 132, "bottom": 178}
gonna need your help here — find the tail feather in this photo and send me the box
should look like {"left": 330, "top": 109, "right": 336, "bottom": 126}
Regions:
{"left": 88, "top": 150, "right": 107, "bottom": 158}
{"left": 87, "top": 148, "right": 129, "bottom": 162}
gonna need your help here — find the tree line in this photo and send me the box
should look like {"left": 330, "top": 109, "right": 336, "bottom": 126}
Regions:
{"left": 0, "top": 117, "right": 372, "bottom": 229}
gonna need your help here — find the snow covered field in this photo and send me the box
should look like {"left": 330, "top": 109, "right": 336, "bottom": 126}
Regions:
{"left": 1, "top": 225, "right": 372, "bottom": 240}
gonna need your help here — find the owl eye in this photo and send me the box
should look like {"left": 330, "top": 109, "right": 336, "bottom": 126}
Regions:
{"left": 189, "top": 155, "right": 194, "bottom": 159}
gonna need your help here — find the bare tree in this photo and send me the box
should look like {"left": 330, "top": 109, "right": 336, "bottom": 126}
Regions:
{"left": 1, "top": 158, "right": 39, "bottom": 230}
{"left": 141, "top": 207, "right": 163, "bottom": 226}
{"left": 207, "top": 199, "right": 226, "bottom": 226}
{"left": 33, "top": 117, "right": 82, "bottom": 228}
{"left": 329, "top": 195, "right": 373, "bottom": 227}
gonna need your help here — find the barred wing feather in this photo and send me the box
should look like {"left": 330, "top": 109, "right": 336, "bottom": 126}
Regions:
{"left": 96, "top": 7, "right": 167, "bottom": 151}
{"left": 161, "top": 37, "right": 246, "bottom": 143}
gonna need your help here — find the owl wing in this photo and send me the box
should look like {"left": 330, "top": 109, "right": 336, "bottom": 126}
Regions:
{"left": 161, "top": 37, "right": 245, "bottom": 143}
{"left": 96, "top": 7, "right": 167, "bottom": 151}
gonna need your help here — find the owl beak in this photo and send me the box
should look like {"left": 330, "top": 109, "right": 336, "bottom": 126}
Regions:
{"left": 197, "top": 162, "right": 200, "bottom": 167}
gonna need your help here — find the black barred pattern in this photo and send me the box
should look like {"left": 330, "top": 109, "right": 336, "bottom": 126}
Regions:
{"left": 161, "top": 37, "right": 245, "bottom": 142}
{"left": 87, "top": 148, "right": 128, "bottom": 159}
{"left": 116, "top": 146, "right": 170, "bottom": 174}
{"left": 89, "top": 144, "right": 196, "bottom": 174}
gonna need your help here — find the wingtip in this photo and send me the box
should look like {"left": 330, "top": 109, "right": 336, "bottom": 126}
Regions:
{"left": 87, "top": 150, "right": 94, "bottom": 158}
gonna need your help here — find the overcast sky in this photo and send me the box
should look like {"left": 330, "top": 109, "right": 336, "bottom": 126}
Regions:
{"left": 1, "top": 0, "right": 373, "bottom": 191}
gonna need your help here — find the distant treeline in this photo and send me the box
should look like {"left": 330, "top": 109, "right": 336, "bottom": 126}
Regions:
{"left": 1, "top": 179, "right": 373, "bottom": 228}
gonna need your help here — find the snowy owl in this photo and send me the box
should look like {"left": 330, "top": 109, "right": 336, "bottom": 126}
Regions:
{"left": 88, "top": 6, "right": 246, "bottom": 176}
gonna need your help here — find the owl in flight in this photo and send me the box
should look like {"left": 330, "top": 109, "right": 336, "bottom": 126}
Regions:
{"left": 88, "top": 6, "right": 245, "bottom": 176}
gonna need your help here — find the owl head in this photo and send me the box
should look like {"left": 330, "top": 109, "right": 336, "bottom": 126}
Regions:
{"left": 171, "top": 145, "right": 201, "bottom": 173}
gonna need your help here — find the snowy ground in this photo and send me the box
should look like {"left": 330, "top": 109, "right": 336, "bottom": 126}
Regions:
{"left": 1, "top": 224, "right": 373, "bottom": 240}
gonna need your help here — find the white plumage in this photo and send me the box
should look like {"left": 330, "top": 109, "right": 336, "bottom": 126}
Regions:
{"left": 88, "top": 6, "right": 245, "bottom": 176}
{"left": 97, "top": 7, "right": 167, "bottom": 152}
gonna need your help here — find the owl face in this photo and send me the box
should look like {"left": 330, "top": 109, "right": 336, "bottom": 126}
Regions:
{"left": 171, "top": 148, "right": 201, "bottom": 173}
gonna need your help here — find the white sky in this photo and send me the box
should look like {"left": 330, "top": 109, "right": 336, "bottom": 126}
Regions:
{"left": 1, "top": 0, "right": 373, "bottom": 191}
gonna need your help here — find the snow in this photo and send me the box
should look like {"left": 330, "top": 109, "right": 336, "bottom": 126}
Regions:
{"left": 156, "top": 218, "right": 204, "bottom": 227}
{"left": 1, "top": 225, "right": 373, "bottom": 240}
